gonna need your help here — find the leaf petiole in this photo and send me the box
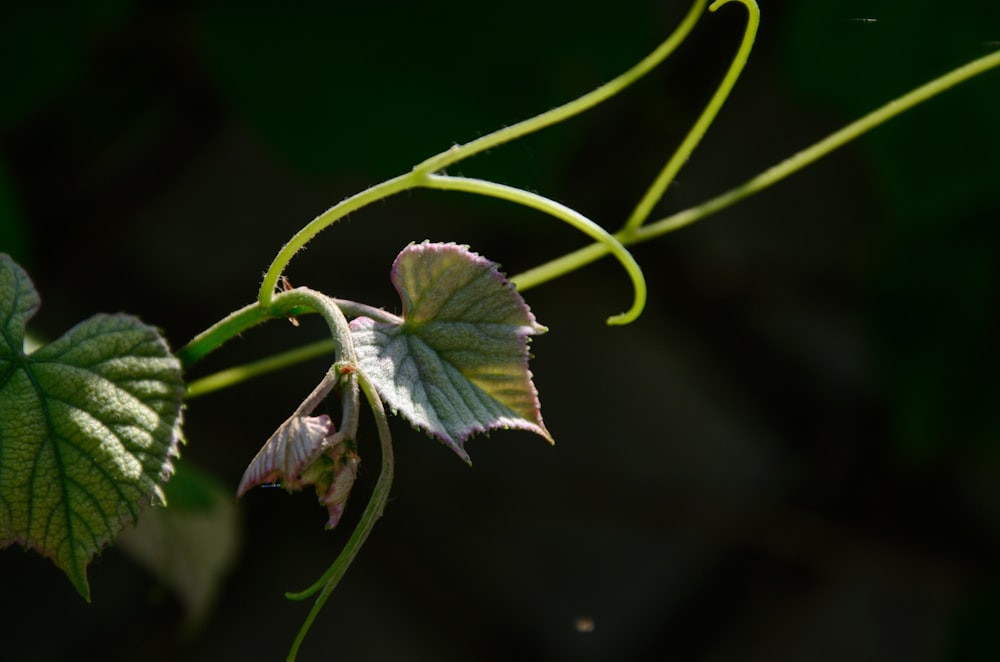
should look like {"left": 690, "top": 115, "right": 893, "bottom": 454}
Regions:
{"left": 284, "top": 370, "right": 395, "bottom": 662}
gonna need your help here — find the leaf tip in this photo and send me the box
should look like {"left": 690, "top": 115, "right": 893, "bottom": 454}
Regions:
{"left": 70, "top": 570, "right": 93, "bottom": 603}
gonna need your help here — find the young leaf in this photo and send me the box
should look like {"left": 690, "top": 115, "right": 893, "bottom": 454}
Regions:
{"left": 314, "top": 437, "right": 360, "bottom": 529}
{"left": 237, "top": 414, "right": 333, "bottom": 496}
{"left": 0, "top": 254, "right": 184, "bottom": 600}
{"left": 350, "top": 242, "right": 551, "bottom": 462}
{"left": 238, "top": 413, "right": 360, "bottom": 529}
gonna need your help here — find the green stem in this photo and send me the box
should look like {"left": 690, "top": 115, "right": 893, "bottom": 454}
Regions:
{"left": 180, "top": 296, "right": 400, "bottom": 383}
{"left": 621, "top": 0, "right": 759, "bottom": 234}
{"left": 258, "top": 173, "right": 414, "bottom": 307}
{"left": 275, "top": 290, "right": 355, "bottom": 365}
{"left": 512, "top": 46, "right": 1000, "bottom": 292}
{"left": 423, "top": 174, "right": 646, "bottom": 324}
{"left": 176, "top": 301, "right": 274, "bottom": 369}
{"left": 275, "top": 288, "right": 361, "bottom": 438}
{"left": 510, "top": 241, "right": 611, "bottom": 292}
{"left": 411, "top": 0, "right": 709, "bottom": 176}
{"left": 183, "top": 298, "right": 406, "bottom": 398}
{"left": 179, "top": 288, "right": 383, "bottom": 383}
{"left": 284, "top": 371, "right": 395, "bottom": 662}
{"left": 256, "top": 0, "right": 711, "bottom": 317}
{"left": 185, "top": 338, "right": 336, "bottom": 399}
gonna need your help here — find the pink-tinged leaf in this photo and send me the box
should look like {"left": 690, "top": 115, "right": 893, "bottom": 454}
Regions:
{"left": 238, "top": 412, "right": 361, "bottom": 530}
{"left": 316, "top": 439, "right": 359, "bottom": 529}
{"left": 237, "top": 415, "right": 332, "bottom": 496}
{"left": 350, "top": 242, "right": 551, "bottom": 462}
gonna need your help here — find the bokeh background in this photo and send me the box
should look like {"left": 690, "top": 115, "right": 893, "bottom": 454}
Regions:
{"left": 2, "top": 1, "right": 999, "bottom": 660}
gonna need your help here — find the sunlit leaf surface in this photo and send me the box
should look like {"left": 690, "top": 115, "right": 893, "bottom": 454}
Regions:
{"left": 351, "top": 242, "right": 551, "bottom": 462}
{"left": 0, "top": 254, "right": 184, "bottom": 599}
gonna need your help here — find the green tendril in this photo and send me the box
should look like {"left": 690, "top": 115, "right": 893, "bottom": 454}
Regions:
{"left": 512, "top": 38, "right": 1000, "bottom": 293}
{"left": 284, "top": 371, "right": 395, "bottom": 662}
{"left": 255, "top": 1, "right": 712, "bottom": 321}
{"left": 412, "top": 0, "right": 710, "bottom": 176}
{"left": 423, "top": 174, "right": 646, "bottom": 325}
{"left": 622, "top": 0, "right": 759, "bottom": 235}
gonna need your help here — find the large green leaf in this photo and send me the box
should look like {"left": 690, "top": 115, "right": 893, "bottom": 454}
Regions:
{"left": 350, "top": 242, "right": 551, "bottom": 462}
{"left": 0, "top": 254, "right": 184, "bottom": 600}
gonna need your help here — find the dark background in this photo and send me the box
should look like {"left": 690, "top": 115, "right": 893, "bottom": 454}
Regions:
{"left": 2, "top": 1, "right": 999, "bottom": 660}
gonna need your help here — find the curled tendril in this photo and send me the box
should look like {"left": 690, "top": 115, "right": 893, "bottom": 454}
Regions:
{"left": 422, "top": 174, "right": 647, "bottom": 325}
{"left": 283, "top": 371, "right": 395, "bottom": 662}
{"left": 256, "top": 0, "right": 715, "bottom": 322}
{"left": 621, "top": 0, "right": 760, "bottom": 234}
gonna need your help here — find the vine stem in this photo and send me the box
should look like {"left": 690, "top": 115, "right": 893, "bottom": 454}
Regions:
{"left": 254, "top": 0, "right": 718, "bottom": 327}
{"left": 255, "top": 168, "right": 646, "bottom": 328}
{"left": 621, "top": 0, "right": 759, "bottom": 234}
{"left": 176, "top": 301, "right": 275, "bottom": 369}
{"left": 182, "top": 6, "right": 1000, "bottom": 390}
{"left": 411, "top": 0, "right": 708, "bottom": 176}
{"left": 184, "top": 296, "right": 402, "bottom": 397}
{"left": 188, "top": 22, "right": 1000, "bottom": 384}
{"left": 178, "top": 294, "right": 400, "bottom": 375}
{"left": 258, "top": 173, "right": 412, "bottom": 308}
{"left": 276, "top": 289, "right": 361, "bottom": 439}
{"left": 284, "top": 371, "right": 395, "bottom": 662}
{"left": 511, "top": 46, "right": 1000, "bottom": 292}
{"left": 185, "top": 338, "right": 336, "bottom": 400}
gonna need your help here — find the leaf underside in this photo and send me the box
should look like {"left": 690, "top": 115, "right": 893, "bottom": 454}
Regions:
{"left": 0, "top": 254, "right": 184, "bottom": 600}
{"left": 350, "top": 242, "right": 551, "bottom": 462}
{"left": 237, "top": 414, "right": 333, "bottom": 497}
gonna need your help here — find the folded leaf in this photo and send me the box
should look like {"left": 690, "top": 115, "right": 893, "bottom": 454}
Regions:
{"left": 0, "top": 254, "right": 184, "bottom": 600}
{"left": 237, "top": 414, "right": 333, "bottom": 496}
{"left": 312, "top": 437, "right": 359, "bottom": 529}
{"left": 238, "top": 413, "right": 360, "bottom": 529}
{"left": 350, "top": 242, "right": 551, "bottom": 462}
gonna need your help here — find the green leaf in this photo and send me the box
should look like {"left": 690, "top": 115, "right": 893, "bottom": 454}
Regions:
{"left": 0, "top": 253, "right": 184, "bottom": 600}
{"left": 350, "top": 242, "right": 551, "bottom": 462}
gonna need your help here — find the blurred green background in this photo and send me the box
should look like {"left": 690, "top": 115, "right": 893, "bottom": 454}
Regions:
{"left": 2, "top": 1, "right": 999, "bottom": 660}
